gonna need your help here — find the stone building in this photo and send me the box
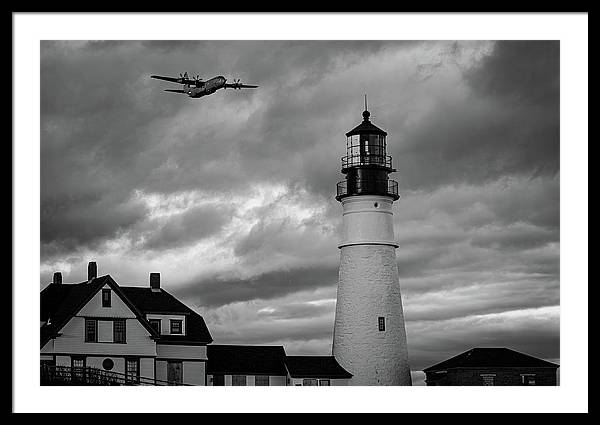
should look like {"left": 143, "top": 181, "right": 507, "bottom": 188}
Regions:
{"left": 423, "top": 347, "right": 559, "bottom": 386}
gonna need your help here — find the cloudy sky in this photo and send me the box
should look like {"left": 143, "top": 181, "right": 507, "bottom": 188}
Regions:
{"left": 40, "top": 40, "right": 559, "bottom": 385}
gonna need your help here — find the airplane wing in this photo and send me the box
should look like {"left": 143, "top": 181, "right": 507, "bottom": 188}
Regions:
{"left": 164, "top": 89, "right": 187, "bottom": 94}
{"left": 151, "top": 75, "right": 183, "bottom": 83}
{"left": 151, "top": 75, "right": 204, "bottom": 86}
{"left": 223, "top": 83, "right": 259, "bottom": 89}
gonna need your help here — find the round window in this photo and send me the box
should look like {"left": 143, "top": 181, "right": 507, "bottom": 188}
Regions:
{"left": 102, "top": 358, "right": 114, "bottom": 370}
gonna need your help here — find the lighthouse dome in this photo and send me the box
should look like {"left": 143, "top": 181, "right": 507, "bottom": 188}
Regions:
{"left": 345, "top": 110, "right": 388, "bottom": 137}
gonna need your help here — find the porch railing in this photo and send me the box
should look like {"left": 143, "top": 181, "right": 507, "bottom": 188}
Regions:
{"left": 40, "top": 364, "right": 190, "bottom": 386}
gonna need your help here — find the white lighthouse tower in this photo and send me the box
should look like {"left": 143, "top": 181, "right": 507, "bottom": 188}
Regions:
{"left": 332, "top": 100, "right": 412, "bottom": 386}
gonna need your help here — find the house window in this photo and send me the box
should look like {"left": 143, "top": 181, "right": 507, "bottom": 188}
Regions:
{"left": 113, "top": 319, "right": 126, "bottom": 343}
{"left": 319, "top": 379, "right": 330, "bottom": 386}
{"left": 302, "top": 378, "right": 318, "bottom": 386}
{"left": 85, "top": 318, "right": 97, "bottom": 342}
{"left": 255, "top": 375, "right": 270, "bottom": 386}
{"left": 167, "top": 361, "right": 183, "bottom": 385}
{"left": 149, "top": 319, "right": 161, "bottom": 334}
{"left": 71, "top": 357, "right": 85, "bottom": 368}
{"left": 71, "top": 356, "right": 86, "bottom": 381}
{"left": 102, "top": 289, "right": 111, "bottom": 307}
{"left": 378, "top": 316, "right": 385, "bottom": 331}
{"left": 521, "top": 374, "right": 536, "bottom": 385}
{"left": 232, "top": 375, "right": 247, "bottom": 386}
{"left": 102, "top": 358, "right": 114, "bottom": 371}
{"left": 481, "top": 374, "right": 496, "bottom": 386}
{"left": 41, "top": 359, "right": 55, "bottom": 368}
{"left": 213, "top": 374, "right": 225, "bottom": 386}
{"left": 125, "top": 358, "right": 139, "bottom": 384}
{"left": 170, "top": 319, "right": 182, "bottom": 334}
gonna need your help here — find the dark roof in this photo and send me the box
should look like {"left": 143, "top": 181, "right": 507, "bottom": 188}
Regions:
{"left": 345, "top": 110, "right": 387, "bottom": 137}
{"left": 207, "top": 345, "right": 288, "bottom": 376}
{"left": 120, "top": 286, "right": 212, "bottom": 344}
{"left": 40, "top": 275, "right": 212, "bottom": 347}
{"left": 284, "top": 356, "right": 352, "bottom": 379}
{"left": 423, "top": 348, "right": 560, "bottom": 372}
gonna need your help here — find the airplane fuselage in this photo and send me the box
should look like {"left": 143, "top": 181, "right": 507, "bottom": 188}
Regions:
{"left": 185, "top": 75, "right": 227, "bottom": 98}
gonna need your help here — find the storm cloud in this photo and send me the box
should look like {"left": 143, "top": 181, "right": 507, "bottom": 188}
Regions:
{"left": 40, "top": 40, "right": 560, "bottom": 382}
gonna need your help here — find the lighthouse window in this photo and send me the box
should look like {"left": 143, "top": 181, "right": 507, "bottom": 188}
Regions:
{"left": 378, "top": 317, "right": 385, "bottom": 331}
{"left": 368, "top": 134, "right": 384, "bottom": 157}
{"left": 348, "top": 135, "right": 361, "bottom": 157}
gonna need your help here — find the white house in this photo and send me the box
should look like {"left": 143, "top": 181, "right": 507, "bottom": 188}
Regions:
{"left": 40, "top": 262, "right": 212, "bottom": 385}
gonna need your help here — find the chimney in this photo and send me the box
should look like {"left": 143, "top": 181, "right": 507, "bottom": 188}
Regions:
{"left": 150, "top": 273, "right": 161, "bottom": 292}
{"left": 52, "top": 272, "right": 62, "bottom": 285}
{"left": 88, "top": 261, "right": 97, "bottom": 281}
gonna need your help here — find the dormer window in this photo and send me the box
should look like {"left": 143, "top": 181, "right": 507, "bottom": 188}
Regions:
{"left": 102, "top": 289, "right": 111, "bottom": 307}
{"left": 170, "top": 319, "right": 182, "bottom": 334}
{"left": 149, "top": 319, "right": 161, "bottom": 334}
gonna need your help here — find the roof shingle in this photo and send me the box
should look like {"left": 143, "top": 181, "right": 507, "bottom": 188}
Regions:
{"left": 207, "top": 345, "right": 288, "bottom": 376}
{"left": 120, "top": 286, "right": 212, "bottom": 344}
{"left": 285, "top": 356, "right": 352, "bottom": 379}
{"left": 423, "top": 348, "right": 560, "bottom": 372}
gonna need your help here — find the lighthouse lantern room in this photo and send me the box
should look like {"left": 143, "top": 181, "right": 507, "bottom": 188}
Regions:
{"left": 336, "top": 98, "right": 399, "bottom": 202}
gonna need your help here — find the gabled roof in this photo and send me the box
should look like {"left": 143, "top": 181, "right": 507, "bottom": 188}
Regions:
{"left": 41, "top": 276, "right": 116, "bottom": 346}
{"left": 120, "top": 286, "right": 212, "bottom": 344}
{"left": 423, "top": 348, "right": 560, "bottom": 372}
{"left": 284, "top": 356, "right": 352, "bottom": 379}
{"left": 40, "top": 275, "right": 212, "bottom": 347}
{"left": 207, "top": 345, "right": 288, "bottom": 376}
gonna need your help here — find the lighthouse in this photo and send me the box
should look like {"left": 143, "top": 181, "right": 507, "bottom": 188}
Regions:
{"left": 332, "top": 99, "right": 412, "bottom": 386}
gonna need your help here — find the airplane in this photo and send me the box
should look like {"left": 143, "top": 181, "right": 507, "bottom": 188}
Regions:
{"left": 150, "top": 72, "right": 258, "bottom": 98}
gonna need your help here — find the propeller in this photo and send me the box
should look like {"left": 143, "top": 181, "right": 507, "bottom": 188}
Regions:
{"left": 224, "top": 78, "right": 248, "bottom": 90}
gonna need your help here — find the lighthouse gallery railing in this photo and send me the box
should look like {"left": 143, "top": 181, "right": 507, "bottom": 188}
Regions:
{"left": 336, "top": 179, "right": 399, "bottom": 199}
